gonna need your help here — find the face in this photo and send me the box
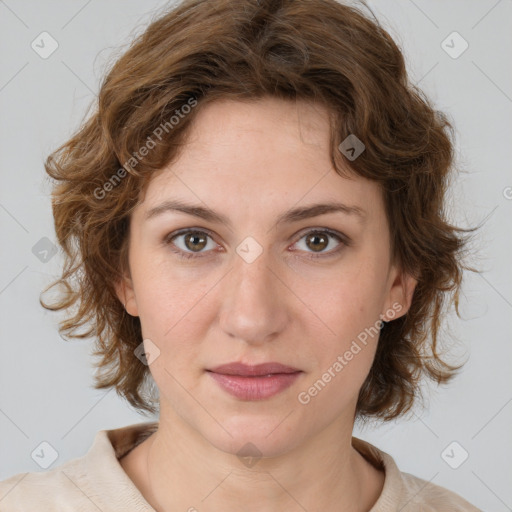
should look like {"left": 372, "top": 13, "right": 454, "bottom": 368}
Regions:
{"left": 116, "top": 97, "right": 416, "bottom": 457}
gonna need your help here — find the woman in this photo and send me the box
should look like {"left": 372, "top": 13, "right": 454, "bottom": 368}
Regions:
{"left": 0, "top": 0, "right": 481, "bottom": 510}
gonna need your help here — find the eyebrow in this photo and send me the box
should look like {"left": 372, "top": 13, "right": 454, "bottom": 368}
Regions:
{"left": 144, "top": 199, "right": 367, "bottom": 226}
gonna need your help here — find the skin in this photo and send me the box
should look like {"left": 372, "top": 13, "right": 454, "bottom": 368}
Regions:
{"left": 115, "top": 96, "right": 417, "bottom": 512}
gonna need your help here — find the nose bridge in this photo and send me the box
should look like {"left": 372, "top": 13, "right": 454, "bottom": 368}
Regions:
{"left": 219, "top": 240, "right": 288, "bottom": 344}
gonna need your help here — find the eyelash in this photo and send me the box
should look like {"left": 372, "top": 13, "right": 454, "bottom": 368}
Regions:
{"left": 163, "top": 227, "right": 350, "bottom": 261}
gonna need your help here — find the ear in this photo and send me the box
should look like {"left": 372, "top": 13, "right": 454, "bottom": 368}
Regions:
{"left": 381, "top": 265, "right": 417, "bottom": 322}
{"left": 114, "top": 274, "right": 139, "bottom": 317}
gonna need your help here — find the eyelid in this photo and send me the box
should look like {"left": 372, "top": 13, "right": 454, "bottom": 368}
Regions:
{"left": 293, "top": 226, "right": 351, "bottom": 246}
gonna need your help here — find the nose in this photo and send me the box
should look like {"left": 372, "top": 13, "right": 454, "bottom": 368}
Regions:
{"left": 218, "top": 245, "right": 289, "bottom": 346}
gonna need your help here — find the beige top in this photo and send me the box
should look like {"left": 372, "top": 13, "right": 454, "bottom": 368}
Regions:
{"left": 0, "top": 421, "right": 481, "bottom": 511}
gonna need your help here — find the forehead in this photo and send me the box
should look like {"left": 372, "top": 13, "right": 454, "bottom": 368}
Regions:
{"left": 136, "top": 97, "right": 383, "bottom": 223}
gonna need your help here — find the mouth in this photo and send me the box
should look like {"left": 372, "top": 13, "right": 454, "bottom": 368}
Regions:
{"left": 206, "top": 362, "right": 303, "bottom": 400}
{"left": 207, "top": 361, "right": 301, "bottom": 377}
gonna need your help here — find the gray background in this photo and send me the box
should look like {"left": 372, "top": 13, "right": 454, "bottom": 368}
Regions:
{"left": 0, "top": 0, "right": 511, "bottom": 510}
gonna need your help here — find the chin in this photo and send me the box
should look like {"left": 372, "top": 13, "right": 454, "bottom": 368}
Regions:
{"left": 199, "top": 413, "right": 307, "bottom": 460}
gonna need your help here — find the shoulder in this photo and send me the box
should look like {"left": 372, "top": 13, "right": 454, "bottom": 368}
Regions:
{"left": 0, "top": 457, "right": 93, "bottom": 511}
{"left": 0, "top": 421, "right": 158, "bottom": 511}
{"left": 351, "top": 436, "right": 482, "bottom": 511}
{"left": 398, "top": 471, "right": 482, "bottom": 511}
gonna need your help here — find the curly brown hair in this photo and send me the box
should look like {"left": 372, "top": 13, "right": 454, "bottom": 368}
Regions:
{"left": 41, "top": 0, "right": 478, "bottom": 420}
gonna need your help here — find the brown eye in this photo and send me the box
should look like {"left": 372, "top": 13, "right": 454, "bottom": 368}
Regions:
{"left": 292, "top": 229, "right": 347, "bottom": 259}
{"left": 305, "top": 232, "right": 329, "bottom": 252}
{"left": 183, "top": 231, "right": 208, "bottom": 252}
{"left": 165, "top": 229, "right": 216, "bottom": 259}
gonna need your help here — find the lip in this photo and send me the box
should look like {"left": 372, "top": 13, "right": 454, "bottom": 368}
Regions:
{"left": 208, "top": 362, "right": 301, "bottom": 376}
{"left": 206, "top": 362, "right": 303, "bottom": 401}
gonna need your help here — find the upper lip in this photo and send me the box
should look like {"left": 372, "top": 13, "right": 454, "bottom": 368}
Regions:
{"left": 208, "top": 362, "right": 301, "bottom": 376}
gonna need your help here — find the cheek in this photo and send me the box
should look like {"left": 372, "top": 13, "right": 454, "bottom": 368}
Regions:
{"left": 295, "top": 256, "right": 387, "bottom": 380}
{"left": 295, "top": 274, "right": 384, "bottom": 413}
{"left": 130, "top": 265, "right": 223, "bottom": 392}
{"left": 307, "top": 261, "right": 385, "bottom": 337}
{"left": 130, "top": 241, "right": 214, "bottom": 330}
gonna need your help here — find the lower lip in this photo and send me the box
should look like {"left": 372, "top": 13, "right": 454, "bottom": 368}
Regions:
{"left": 207, "top": 371, "right": 302, "bottom": 400}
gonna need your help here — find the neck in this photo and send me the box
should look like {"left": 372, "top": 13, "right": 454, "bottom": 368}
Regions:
{"left": 140, "top": 405, "right": 383, "bottom": 512}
